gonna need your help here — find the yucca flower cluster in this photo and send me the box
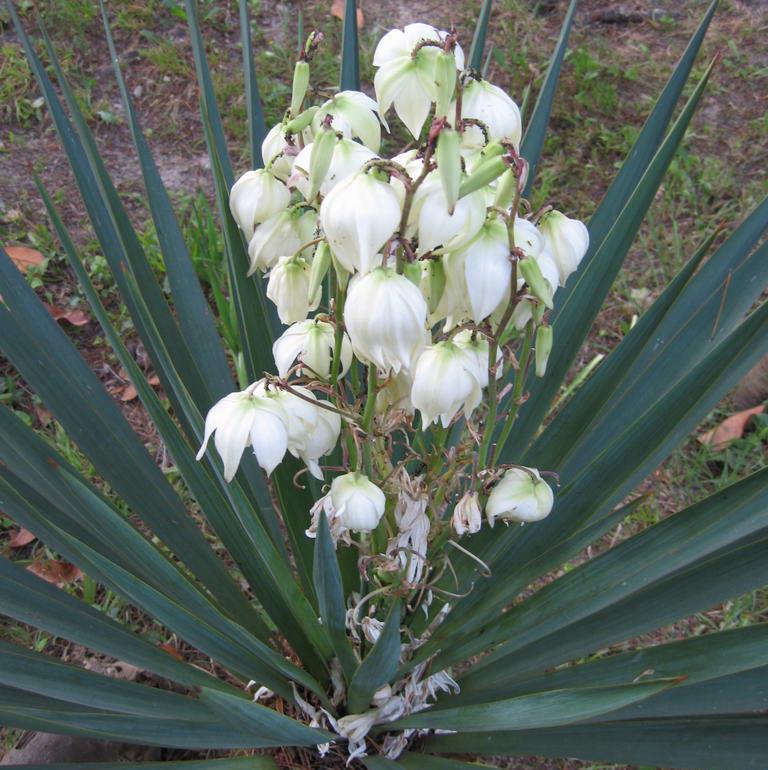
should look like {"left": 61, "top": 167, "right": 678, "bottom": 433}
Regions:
{"left": 198, "top": 21, "right": 588, "bottom": 759}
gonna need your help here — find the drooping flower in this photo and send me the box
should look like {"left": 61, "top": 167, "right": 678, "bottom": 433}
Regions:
{"left": 320, "top": 171, "right": 401, "bottom": 275}
{"left": 266, "top": 255, "right": 320, "bottom": 324}
{"left": 196, "top": 381, "right": 289, "bottom": 480}
{"left": 261, "top": 123, "right": 302, "bottom": 181}
{"left": 247, "top": 209, "right": 316, "bottom": 274}
{"left": 345, "top": 267, "right": 428, "bottom": 374}
{"left": 416, "top": 178, "right": 486, "bottom": 255}
{"left": 456, "top": 78, "right": 522, "bottom": 151}
{"left": 331, "top": 472, "right": 387, "bottom": 532}
{"left": 452, "top": 491, "right": 482, "bottom": 536}
{"left": 452, "top": 329, "right": 502, "bottom": 388}
{"left": 292, "top": 137, "right": 377, "bottom": 200}
{"left": 229, "top": 169, "right": 291, "bottom": 242}
{"left": 313, "top": 90, "right": 385, "bottom": 152}
{"left": 272, "top": 318, "right": 352, "bottom": 379}
{"left": 373, "top": 24, "right": 464, "bottom": 138}
{"left": 410, "top": 341, "right": 483, "bottom": 427}
{"left": 538, "top": 210, "right": 590, "bottom": 286}
{"left": 458, "top": 216, "right": 513, "bottom": 322}
{"left": 486, "top": 467, "right": 554, "bottom": 525}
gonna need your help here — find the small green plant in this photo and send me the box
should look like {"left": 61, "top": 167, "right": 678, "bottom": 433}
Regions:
{"left": 1, "top": 0, "right": 767, "bottom": 768}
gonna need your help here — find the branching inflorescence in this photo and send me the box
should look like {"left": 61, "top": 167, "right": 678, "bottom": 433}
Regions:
{"left": 197, "top": 22, "right": 589, "bottom": 760}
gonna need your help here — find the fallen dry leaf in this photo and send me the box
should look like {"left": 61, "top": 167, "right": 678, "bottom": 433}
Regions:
{"left": 8, "top": 528, "right": 36, "bottom": 547}
{"left": 121, "top": 383, "right": 139, "bottom": 402}
{"left": 27, "top": 559, "right": 83, "bottom": 586}
{"left": 45, "top": 303, "right": 90, "bottom": 326}
{"left": 121, "top": 374, "right": 161, "bottom": 402}
{"left": 699, "top": 405, "right": 765, "bottom": 448}
{"left": 6, "top": 245, "right": 44, "bottom": 273}
{"left": 159, "top": 643, "right": 184, "bottom": 661}
{"left": 331, "top": 0, "right": 364, "bottom": 27}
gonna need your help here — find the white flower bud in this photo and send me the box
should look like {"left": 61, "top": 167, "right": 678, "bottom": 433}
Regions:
{"left": 373, "top": 24, "right": 464, "bottom": 139}
{"left": 313, "top": 90, "right": 384, "bottom": 152}
{"left": 331, "top": 472, "right": 386, "bottom": 532}
{"left": 345, "top": 267, "right": 428, "bottom": 375}
{"left": 290, "top": 60, "right": 310, "bottom": 115}
{"left": 307, "top": 127, "right": 337, "bottom": 201}
{"left": 411, "top": 341, "right": 482, "bottom": 427}
{"left": 511, "top": 249, "right": 560, "bottom": 331}
{"left": 266, "top": 256, "right": 320, "bottom": 324}
{"left": 292, "top": 137, "right": 377, "bottom": 199}
{"left": 196, "top": 381, "right": 289, "bottom": 480}
{"left": 247, "top": 209, "right": 315, "bottom": 274}
{"left": 452, "top": 329, "right": 502, "bottom": 389}
{"left": 229, "top": 170, "right": 291, "bottom": 242}
{"left": 272, "top": 318, "right": 352, "bottom": 379}
{"left": 456, "top": 78, "right": 522, "bottom": 151}
{"left": 436, "top": 128, "right": 462, "bottom": 214}
{"left": 486, "top": 467, "right": 554, "bottom": 525}
{"left": 539, "top": 210, "right": 590, "bottom": 286}
{"left": 452, "top": 491, "right": 482, "bottom": 536}
{"left": 320, "top": 171, "right": 401, "bottom": 275}
{"left": 535, "top": 325, "right": 553, "bottom": 378}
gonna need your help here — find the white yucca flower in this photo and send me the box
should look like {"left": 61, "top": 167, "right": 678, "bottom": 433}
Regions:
{"left": 313, "top": 90, "right": 385, "bottom": 152}
{"left": 197, "top": 381, "right": 289, "bottom": 480}
{"left": 247, "top": 209, "right": 315, "bottom": 274}
{"left": 410, "top": 341, "right": 483, "bottom": 427}
{"left": 486, "top": 467, "right": 554, "bottom": 524}
{"left": 229, "top": 169, "right": 290, "bottom": 242}
{"left": 457, "top": 78, "right": 522, "bottom": 151}
{"left": 344, "top": 267, "right": 428, "bottom": 374}
{"left": 292, "top": 137, "right": 377, "bottom": 200}
{"left": 539, "top": 209, "right": 591, "bottom": 286}
{"left": 272, "top": 318, "right": 352, "bottom": 379}
{"left": 266, "top": 255, "right": 320, "bottom": 324}
{"left": 373, "top": 23, "right": 464, "bottom": 139}
{"left": 320, "top": 171, "right": 401, "bottom": 275}
{"left": 331, "top": 472, "right": 387, "bottom": 532}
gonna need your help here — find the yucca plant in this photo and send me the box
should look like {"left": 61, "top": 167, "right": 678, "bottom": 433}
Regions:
{"left": 1, "top": 0, "right": 767, "bottom": 767}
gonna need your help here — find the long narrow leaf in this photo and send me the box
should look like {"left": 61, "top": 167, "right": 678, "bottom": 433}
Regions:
{"left": 340, "top": 0, "right": 360, "bottom": 91}
{"left": 0, "top": 247, "right": 252, "bottom": 623}
{"left": 468, "top": 0, "right": 493, "bottom": 71}
{"left": 520, "top": 0, "right": 577, "bottom": 195}
{"left": 424, "top": 716, "right": 768, "bottom": 769}
{"left": 100, "top": 3, "right": 233, "bottom": 399}
{"left": 238, "top": 0, "right": 268, "bottom": 166}
{"left": 392, "top": 679, "right": 678, "bottom": 732}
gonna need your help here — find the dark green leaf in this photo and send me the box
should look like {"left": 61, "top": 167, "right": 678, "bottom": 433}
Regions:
{"left": 0, "top": 246, "right": 252, "bottom": 625}
{"left": 520, "top": 0, "right": 577, "bottom": 195}
{"left": 468, "top": 0, "right": 493, "bottom": 71}
{"left": 0, "top": 556, "right": 221, "bottom": 692}
{"left": 392, "top": 680, "right": 678, "bottom": 732}
{"left": 504, "top": 55, "right": 717, "bottom": 459}
{"left": 424, "top": 716, "right": 768, "bottom": 770}
{"left": 200, "top": 688, "right": 333, "bottom": 746}
{"left": 238, "top": 0, "right": 268, "bottom": 166}
{"left": 340, "top": 0, "right": 360, "bottom": 91}
{"left": 0, "top": 760, "right": 274, "bottom": 770}
{"left": 314, "top": 513, "right": 358, "bottom": 679}
{"left": 100, "top": 3, "right": 233, "bottom": 400}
